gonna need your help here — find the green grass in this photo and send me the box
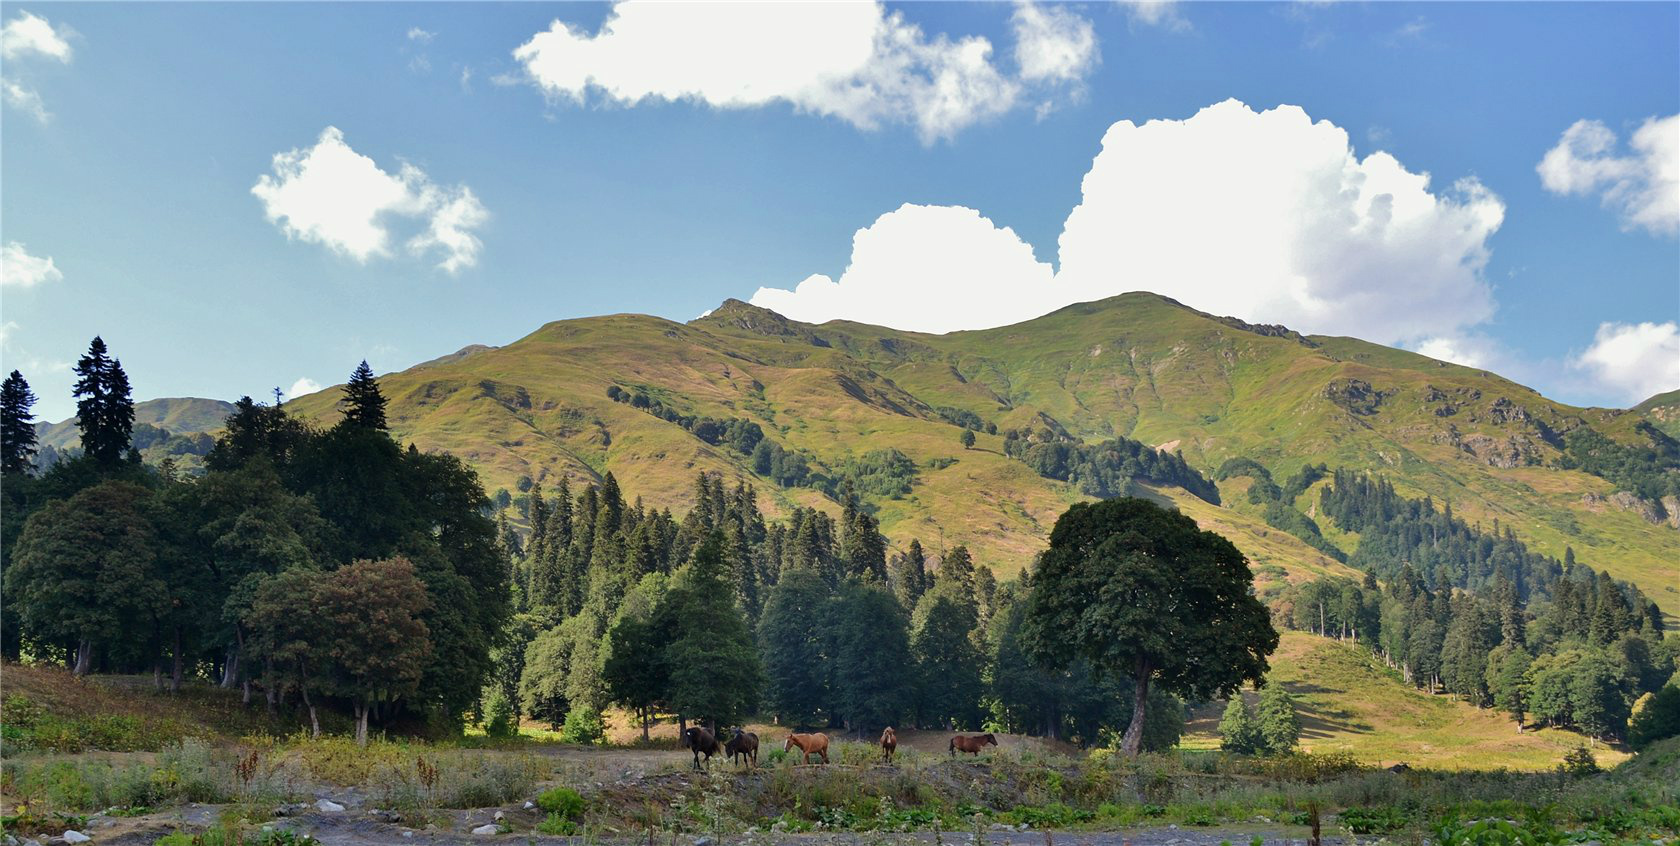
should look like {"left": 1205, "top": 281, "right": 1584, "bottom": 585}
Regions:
{"left": 1182, "top": 632, "right": 1632, "bottom": 771}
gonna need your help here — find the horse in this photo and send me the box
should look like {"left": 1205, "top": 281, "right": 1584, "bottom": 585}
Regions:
{"left": 683, "top": 726, "right": 722, "bottom": 770}
{"left": 783, "top": 732, "right": 830, "bottom": 765}
{"left": 725, "top": 728, "right": 759, "bottom": 768}
{"left": 949, "top": 733, "right": 997, "bottom": 756}
{"left": 879, "top": 727, "right": 898, "bottom": 764}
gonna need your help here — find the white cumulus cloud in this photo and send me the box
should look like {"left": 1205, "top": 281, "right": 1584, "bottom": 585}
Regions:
{"left": 288, "top": 377, "right": 325, "bottom": 400}
{"left": 1, "top": 10, "right": 72, "bottom": 62}
{"left": 1569, "top": 321, "right": 1680, "bottom": 406}
{"left": 513, "top": 1, "right": 1096, "bottom": 144}
{"left": 251, "top": 127, "right": 488, "bottom": 272}
{"left": 751, "top": 204, "right": 1054, "bottom": 334}
{"left": 1012, "top": 2, "right": 1098, "bottom": 84}
{"left": 1057, "top": 100, "right": 1505, "bottom": 345}
{"left": 759, "top": 101, "right": 1505, "bottom": 345}
{"left": 2, "top": 242, "right": 62, "bottom": 288}
{"left": 1123, "top": 0, "right": 1190, "bottom": 31}
{"left": 1538, "top": 114, "right": 1679, "bottom": 236}
{"left": 2, "top": 79, "right": 47, "bottom": 122}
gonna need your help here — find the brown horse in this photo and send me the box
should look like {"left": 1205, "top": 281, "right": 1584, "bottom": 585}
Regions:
{"left": 783, "top": 732, "right": 830, "bottom": 764}
{"left": 683, "top": 726, "right": 722, "bottom": 769}
{"left": 879, "top": 727, "right": 898, "bottom": 764}
{"left": 949, "top": 733, "right": 997, "bottom": 756}
{"left": 725, "top": 728, "right": 759, "bottom": 768}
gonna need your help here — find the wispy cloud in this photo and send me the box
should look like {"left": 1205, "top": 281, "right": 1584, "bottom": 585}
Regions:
{"left": 1539, "top": 114, "right": 1678, "bottom": 236}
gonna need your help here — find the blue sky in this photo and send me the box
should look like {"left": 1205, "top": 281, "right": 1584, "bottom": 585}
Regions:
{"left": 2, "top": 1, "right": 1676, "bottom": 423}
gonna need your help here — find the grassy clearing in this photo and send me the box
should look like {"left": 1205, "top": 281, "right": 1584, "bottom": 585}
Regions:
{"left": 1182, "top": 632, "right": 1632, "bottom": 770}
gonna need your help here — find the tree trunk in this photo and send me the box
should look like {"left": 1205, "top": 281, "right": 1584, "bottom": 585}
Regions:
{"left": 242, "top": 678, "right": 252, "bottom": 705}
{"left": 74, "top": 638, "right": 92, "bottom": 676}
{"left": 153, "top": 660, "right": 164, "bottom": 691}
{"left": 264, "top": 659, "right": 277, "bottom": 716}
{"left": 300, "top": 681, "right": 320, "bottom": 738}
{"left": 171, "top": 627, "right": 185, "bottom": 693}
{"left": 355, "top": 702, "right": 370, "bottom": 746}
{"left": 641, "top": 707, "right": 651, "bottom": 742}
{"left": 1121, "top": 658, "right": 1151, "bottom": 756}
{"left": 222, "top": 643, "right": 240, "bottom": 688}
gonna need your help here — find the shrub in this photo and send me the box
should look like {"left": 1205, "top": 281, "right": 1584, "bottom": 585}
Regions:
{"left": 559, "top": 706, "right": 604, "bottom": 745}
{"left": 536, "top": 786, "right": 585, "bottom": 820}
{"left": 1558, "top": 746, "right": 1600, "bottom": 778}
{"left": 1339, "top": 806, "right": 1409, "bottom": 834}
{"left": 482, "top": 691, "right": 516, "bottom": 739}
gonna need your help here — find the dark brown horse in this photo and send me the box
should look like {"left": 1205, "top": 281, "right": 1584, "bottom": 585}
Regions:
{"left": 784, "top": 732, "right": 830, "bottom": 764}
{"left": 949, "top": 733, "right": 997, "bottom": 756}
{"left": 879, "top": 727, "right": 898, "bottom": 764}
{"left": 683, "top": 726, "right": 722, "bottom": 769}
{"left": 725, "top": 728, "right": 759, "bottom": 768}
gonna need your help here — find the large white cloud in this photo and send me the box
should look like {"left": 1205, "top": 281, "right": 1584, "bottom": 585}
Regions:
{"left": 1, "top": 11, "right": 71, "bottom": 62}
{"left": 1057, "top": 100, "right": 1504, "bottom": 344}
{"left": 1, "top": 242, "right": 62, "bottom": 288}
{"left": 251, "top": 127, "right": 487, "bottom": 272}
{"left": 1538, "top": 115, "right": 1679, "bottom": 236}
{"left": 513, "top": 1, "right": 1095, "bottom": 144}
{"left": 756, "top": 100, "right": 1505, "bottom": 346}
{"left": 752, "top": 204, "right": 1054, "bottom": 334}
{"left": 1568, "top": 321, "right": 1680, "bottom": 406}
{"left": 288, "top": 377, "right": 324, "bottom": 400}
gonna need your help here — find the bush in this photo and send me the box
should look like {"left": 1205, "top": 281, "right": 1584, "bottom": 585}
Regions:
{"left": 1629, "top": 685, "right": 1680, "bottom": 751}
{"left": 1558, "top": 747, "right": 1600, "bottom": 778}
{"left": 482, "top": 691, "right": 516, "bottom": 739}
{"left": 536, "top": 786, "right": 585, "bottom": 820}
{"left": 559, "top": 706, "right": 604, "bottom": 745}
{"left": 1339, "top": 806, "right": 1409, "bottom": 834}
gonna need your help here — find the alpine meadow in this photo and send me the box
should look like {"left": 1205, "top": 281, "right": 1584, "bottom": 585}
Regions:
{"left": 2, "top": 3, "right": 1677, "bottom": 846}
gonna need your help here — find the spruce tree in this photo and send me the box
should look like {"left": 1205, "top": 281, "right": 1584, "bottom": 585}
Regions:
{"left": 72, "top": 337, "right": 136, "bottom": 464}
{"left": 660, "top": 532, "right": 764, "bottom": 727}
{"left": 758, "top": 566, "right": 832, "bottom": 726}
{"left": 340, "top": 360, "right": 388, "bottom": 430}
{"left": 0, "top": 370, "right": 39, "bottom": 475}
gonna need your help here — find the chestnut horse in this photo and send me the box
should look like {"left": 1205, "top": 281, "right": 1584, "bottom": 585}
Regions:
{"left": 683, "top": 726, "right": 722, "bottom": 769}
{"left": 783, "top": 732, "right": 830, "bottom": 764}
{"left": 879, "top": 727, "right": 898, "bottom": 764}
{"left": 725, "top": 728, "right": 759, "bottom": 768}
{"left": 949, "top": 733, "right": 997, "bottom": 756}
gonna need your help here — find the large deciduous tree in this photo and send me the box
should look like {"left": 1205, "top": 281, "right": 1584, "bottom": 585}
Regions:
{"left": 1023, "top": 497, "right": 1278, "bottom": 755}
{"left": 312, "top": 556, "right": 433, "bottom": 745}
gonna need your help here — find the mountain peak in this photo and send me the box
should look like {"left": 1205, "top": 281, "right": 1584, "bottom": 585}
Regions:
{"left": 692, "top": 298, "right": 832, "bottom": 346}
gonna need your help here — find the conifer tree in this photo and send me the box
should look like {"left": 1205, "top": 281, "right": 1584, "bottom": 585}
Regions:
{"left": 758, "top": 566, "right": 832, "bottom": 726}
{"left": 660, "top": 532, "right": 763, "bottom": 727}
{"left": 340, "top": 360, "right": 388, "bottom": 430}
{"left": 72, "top": 337, "right": 136, "bottom": 464}
{"left": 0, "top": 370, "right": 39, "bottom": 475}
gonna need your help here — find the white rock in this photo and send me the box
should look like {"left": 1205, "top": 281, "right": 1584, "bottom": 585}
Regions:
{"left": 472, "top": 824, "right": 500, "bottom": 836}
{"left": 493, "top": 811, "right": 505, "bottom": 821}
{"left": 402, "top": 832, "right": 414, "bottom": 839}
{"left": 315, "top": 799, "right": 345, "bottom": 813}
{"left": 522, "top": 801, "right": 536, "bottom": 811}
{"left": 61, "top": 833, "right": 91, "bottom": 845}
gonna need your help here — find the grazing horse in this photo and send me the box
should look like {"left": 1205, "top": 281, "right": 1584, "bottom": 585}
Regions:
{"left": 725, "top": 728, "right": 759, "bottom": 768}
{"left": 783, "top": 732, "right": 830, "bottom": 765}
{"left": 949, "top": 733, "right": 998, "bottom": 756}
{"left": 879, "top": 727, "right": 898, "bottom": 764}
{"left": 683, "top": 726, "right": 722, "bottom": 770}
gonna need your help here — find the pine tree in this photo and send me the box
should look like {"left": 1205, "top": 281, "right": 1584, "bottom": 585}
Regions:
{"left": 1255, "top": 684, "right": 1302, "bottom": 754}
{"left": 758, "top": 567, "right": 832, "bottom": 726}
{"left": 660, "top": 532, "right": 764, "bottom": 727}
{"left": 830, "top": 578, "right": 913, "bottom": 731}
{"left": 72, "top": 337, "right": 136, "bottom": 464}
{"left": 340, "top": 360, "right": 388, "bottom": 430}
{"left": 0, "top": 370, "right": 39, "bottom": 475}
{"left": 910, "top": 581, "right": 984, "bottom": 729}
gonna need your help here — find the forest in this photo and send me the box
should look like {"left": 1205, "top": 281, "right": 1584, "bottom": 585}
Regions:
{"left": 3, "top": 339, "right": 1677, "bottom": 757}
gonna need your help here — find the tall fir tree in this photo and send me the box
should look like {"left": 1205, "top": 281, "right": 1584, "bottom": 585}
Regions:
{"left": 0, "top": 370, "right": 39, "bottom": 475}
{"left": 72, "top": 337, "right": 136, "bottom": 465}
{"left": 340, "top": 360, "right": 388, "bottom": 430}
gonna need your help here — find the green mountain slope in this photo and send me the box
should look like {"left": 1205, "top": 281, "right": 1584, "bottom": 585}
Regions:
{"left": 35, "top": 397, "right": 237, "bottom": 451}
{"left": 273, "top": 293, "right": 1675, "bottom": 619}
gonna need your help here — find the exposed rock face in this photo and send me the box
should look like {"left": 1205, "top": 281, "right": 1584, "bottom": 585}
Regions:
{"left": 1583, "top": 490, "right": 1677, "bottom": 528}
{"left": 1325, "top": 378, "right": 1393, "bottom": 416}
{"left": 1664, "top": 496, "right": 1680, "bottom": 529}
{"left": 1451, "top": 432, "right": 1543, "bottom": 468}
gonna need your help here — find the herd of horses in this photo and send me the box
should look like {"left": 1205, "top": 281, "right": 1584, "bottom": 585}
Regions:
{"left": 680, "top": 726, "right": 999, "bottom": 769}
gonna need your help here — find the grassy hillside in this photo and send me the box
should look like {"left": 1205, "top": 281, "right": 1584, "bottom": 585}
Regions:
{"left": 1182, "top": 632, "right": 1631, "bottom": 770}
{"left": 35, "top": 397, "right": 236, "bottom": 450}
{"left": 277, "top": 293, "right": 1675, "bottom": 618}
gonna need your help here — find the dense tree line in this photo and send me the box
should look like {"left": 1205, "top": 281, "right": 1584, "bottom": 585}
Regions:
{"left": 1003, "top": 427, "right": 1221, "bottom": 504}
{"left": 1214, "top": 459, "right": 1344, "bottom": 561}
{"left": 1, "top": 345, "right": 509, "bottom": 742}
{"left": 1276, "top": 565, "right": 1674, "bottom": 742}
{"left": 1559, "top": 422, "right": 1680, "bottom": 509}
